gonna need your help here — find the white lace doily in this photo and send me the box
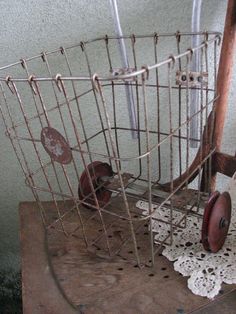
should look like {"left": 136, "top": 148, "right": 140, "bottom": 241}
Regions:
{"left": 137, "top": 180, "right": 236, "bottom": 299}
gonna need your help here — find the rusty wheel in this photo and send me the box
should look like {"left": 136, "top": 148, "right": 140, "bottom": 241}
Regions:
{"left": 202, "top": 191, "right": 231, "bottom": 253}
{"left": 78, "top": 161, "right": 113, "bottom": 209}
{"left": 201, "top": 191, "right": 220, "bottom": 251}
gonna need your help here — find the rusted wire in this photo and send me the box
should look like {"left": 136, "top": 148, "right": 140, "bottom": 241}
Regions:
{"left": 0, "top": 32, "right": 220, "bottom": 266}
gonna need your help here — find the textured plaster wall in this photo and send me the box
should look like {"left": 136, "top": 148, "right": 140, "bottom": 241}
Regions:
{"left": 0, "top": 0, "right": 234, "bottom": 272}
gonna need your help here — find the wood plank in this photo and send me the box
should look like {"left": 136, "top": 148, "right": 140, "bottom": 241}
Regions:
{"left": 193, "top": 289, "right": 236, "bottom": 314}
{"left": 213, "top": 151, "right": 236, "bottom": 178}
{"left": 19, "top": 201, "right": 78, "bottom": 314}
{"left": 20, "top": 201, "right": 236, "bottom": 313}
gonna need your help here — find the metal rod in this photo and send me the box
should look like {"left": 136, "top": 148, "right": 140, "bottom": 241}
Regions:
{"left": 0, "top": 35, "right": 220, "bottom": 81}
{"left": 0, "top": 29, "right": 221, "bottom": 266}
{"left": 109, "top": 0, "right": 138, "bottom": 138}
{"left": 7, "top": 94, "right": 216, "bottom": 165}
{"left": 96, "top": 77, "right": 141, "bottom": 266}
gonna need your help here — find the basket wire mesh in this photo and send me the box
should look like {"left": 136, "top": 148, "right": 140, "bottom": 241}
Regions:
{"left": 0, "top": 31, "right": 221, "bottom": 267}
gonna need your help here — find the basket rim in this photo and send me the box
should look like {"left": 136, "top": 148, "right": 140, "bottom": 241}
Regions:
{"left": 0, "top": 31, "right": 221, "bottom": 83}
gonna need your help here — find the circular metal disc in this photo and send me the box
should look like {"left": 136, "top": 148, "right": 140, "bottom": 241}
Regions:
{"left": 202, "top": 191, "right": 220, "bottom": 251}
{"left": 207, "top": 191, "right": 231, "bottom": 253}
{"left": 78, "top": 161, "right": 113, "bottom": 209}
{"left": 41, "top": 127, "right": 72, "bottom": 164}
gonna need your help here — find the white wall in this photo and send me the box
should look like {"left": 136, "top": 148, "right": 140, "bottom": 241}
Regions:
{"left": 0, "top": 0, "right": 234, "bottom": 271}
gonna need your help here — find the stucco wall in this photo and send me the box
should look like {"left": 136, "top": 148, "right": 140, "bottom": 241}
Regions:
{"left": 0, "top": 0, "right": 234, "bottom": 272}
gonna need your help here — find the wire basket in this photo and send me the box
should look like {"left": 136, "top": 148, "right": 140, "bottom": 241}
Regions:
{"left": 0, "top": 31, "right": 221, "bottom": 267}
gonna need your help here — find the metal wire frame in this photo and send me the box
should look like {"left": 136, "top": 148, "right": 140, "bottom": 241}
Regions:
{"left": 0, "top": 32, "right": 220, "bottom": 267}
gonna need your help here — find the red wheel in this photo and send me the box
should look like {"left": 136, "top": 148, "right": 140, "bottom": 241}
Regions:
{"left": 202, "top": 191, "right": 231, "bottom": 253}
{"left": 202, "top": 191, "right": 220, "bottom": 251}
{"left": 78, "top": 161, "right": 113, "bottom": 209}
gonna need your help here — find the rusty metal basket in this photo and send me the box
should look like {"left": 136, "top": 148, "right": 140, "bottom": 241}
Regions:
{"left": 0, "top": 31, "right": 225, "bottom": 267}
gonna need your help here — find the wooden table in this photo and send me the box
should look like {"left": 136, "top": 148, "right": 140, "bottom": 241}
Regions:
{"left": 20, "top": 201, "right": 236, "bottom": 314}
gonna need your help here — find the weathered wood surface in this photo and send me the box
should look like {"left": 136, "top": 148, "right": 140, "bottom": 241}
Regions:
{"left": 20, "top": 200, "right": 236, "bottom": 313}
{"left": 20, "top": 202, "right": 78, "bottom": 314}
{"left": 210, "top": 0, "right": 236, "bottom": 190}
{"left": 213, "top": 152, "right": 236, "bottom": 178}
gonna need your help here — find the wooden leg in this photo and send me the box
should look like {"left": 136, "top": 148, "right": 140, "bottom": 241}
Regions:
{"left": 210, "top": 0, "right": 236, "bottom": 189}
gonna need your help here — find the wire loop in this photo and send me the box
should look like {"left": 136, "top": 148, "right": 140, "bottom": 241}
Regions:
{"left": 5, "top": 76, "right": 15, "bottom": 94}
{"left": 154, "top": 32, "right": 159, "bottom": 45}
{"left": 55, "top": 73, "right": 62, "bottom": 92}
{"left": 92, "top": 73, "right": 99, "bottom": 93}
{"left": 168, "top": 54, "right": 176, "bottom": 69}
{"left": 141, "top": 65, "right": 149, "bottom": 80}
{"left": 28, "top": 75, "right": 38, "bottom": 95}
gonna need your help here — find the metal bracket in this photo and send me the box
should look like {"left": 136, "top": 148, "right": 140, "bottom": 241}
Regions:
{"left": 176, "top": 70, "right": 208, "bottom": 87}
{"left": 110, "top": 68, "right": 136, "bottom": 82}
